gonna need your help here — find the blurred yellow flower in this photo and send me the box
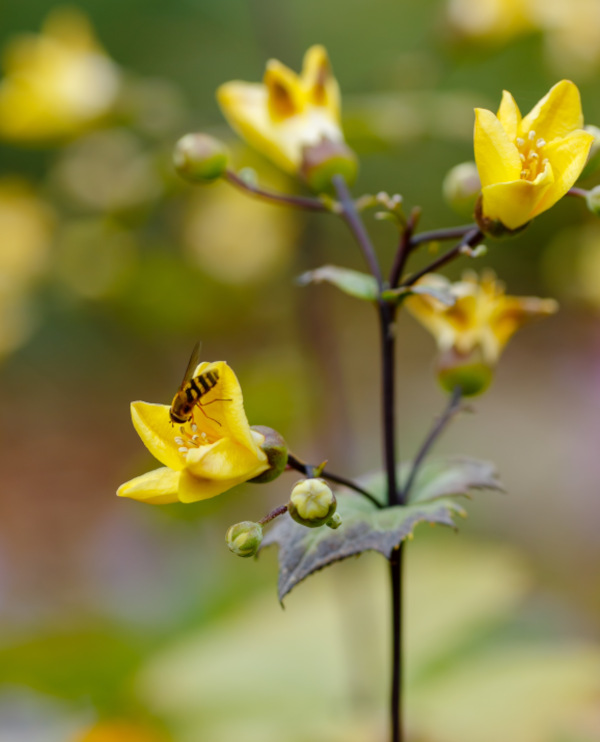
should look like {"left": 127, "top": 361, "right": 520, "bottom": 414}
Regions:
{"left": 217, "top": 45, "right": 355, "bottom": 187}
{"left": 73, "top": 720, "right": 168, "bottom": 742}
{"left": 447, "top": 0, "right": 535, "bottom": 42}
{"left": 118, "top": 361, "right": 269, "bottom": 504}
{"left": 474, "top": 80, "right": 593, "bottom": 231}
{"left": 0, "top": 8, "right": 120, "bottom": 143}
{"left": 0, "top": 178, "right": 55, "bottom": 357}
{"left": 407, "top": 271, "right": 558, "bottom": 364}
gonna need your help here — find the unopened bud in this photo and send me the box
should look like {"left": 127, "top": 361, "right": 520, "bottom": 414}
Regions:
{"left": 443, "top": 162, "right": 481, "bottom": 218}
{"left": 579, "top": 125, "right": 600, "bottom": 181}
{"left": 288, "top": 478, "right": 337, "bottom": 528}
{"left": 326, "top": 512, "right": 342, "bottom": 529}
{"left": 585, "top": 185, "right": 600, "bottom": 217}
{"left": 173, "top": 133, "right": 229, "bottom": 183}
{"left": 436, "top": 346, "right": 493, "bottom": 397}
{"left": 226, "top": 521, "right": 263, "bottom": 557}
{"left": 300, "top": 138, "right": 358, "bottom": 193}
{"left": 249, "top": 426, "right": 288, "bottom": 483}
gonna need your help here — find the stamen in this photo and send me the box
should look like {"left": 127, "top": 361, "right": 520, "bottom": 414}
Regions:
{"left": 521, "top": 169, "right": 529, "bottom": 177}
{"left": 178, "top": 446, "right": 189, "bottom": 453}
{"left": 519, "top": 153, "right": 525, "bottom": 162}
{"left": 516, "top": 137, "right": 525, "bottom": 147}
{"left": 201, "top": 432, "right": 208, "bottom": 440}
{"left": 528, "top": 152, "right": 538, "bottom": 160}
{"left": 528, "top": 130, "right": 536, "bottom": 141}
{"left": 191, "top": 423, "right": 198, "bottom": 433}
{"left": 180, "top": 426, "right": 186, "bottom": 436}
{"left": 174, "top": 437, "right": 185, "bottom": 446}
{"left": 536, "top": 138, "right": 546, "bottom": 148}
{"left": 191, "top": 434, "right": 199, "bottom": 442}
{"left": 542, "top": 158, "right": 549, "bottom": 166}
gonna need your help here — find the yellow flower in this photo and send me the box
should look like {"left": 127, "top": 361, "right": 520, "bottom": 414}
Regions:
{"left": 474, "top": 80, "right": 593, "bottom": 231}
{"left": 217, "top": 45, "right": 356, "bottom": 188}
{"left": 447, "top": 0, "right": 536, "bottom": 43}
{"left": 117, "top": 361, "right": 269, "bottom": 504}
{"left": 406, "top": 272, "right": 558, "bottom": 394}
{"left": 0, "top": 9, "right": 120, "bottom": 143}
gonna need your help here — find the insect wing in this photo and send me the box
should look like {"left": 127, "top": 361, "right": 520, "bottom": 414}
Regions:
{"left": 178, "top": 341, "right": 202, "bottom": 390}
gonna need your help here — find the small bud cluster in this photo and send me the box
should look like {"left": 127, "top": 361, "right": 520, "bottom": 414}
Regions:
{"left": 288, "top": 478, "right": 338, "bottom": 528}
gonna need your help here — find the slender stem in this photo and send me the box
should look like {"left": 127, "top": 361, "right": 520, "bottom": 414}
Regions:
{"left": 225, "top": 170, "right": 329, "bottom": 212}
{"left": 259, "top": 504, "right": 288, "bottom": 525}
{"left": 402, "top": 386, "right": 464, "bottom": 501}
{"left": 390, "top": 548, "right": 403, "bottom": 742}
{"left": 333, "top": 174, "right": 384, "bottom": 288}
{"left": 389, "top": 208, "right": 420, "bottom": 289}
{"left": 379, "top": 302, "right": 400, "bottom": 506}
{"left": 399, "top": 228, "right": 484, "bottom": 288}
{"left": 410, "top": 223, "right": 478, "bottom": 247}
{"left": 286, "top": 453, "right": 382, "bottom": 509}
{"left": 567, "top": 187, "right": 588, "bottom": 198}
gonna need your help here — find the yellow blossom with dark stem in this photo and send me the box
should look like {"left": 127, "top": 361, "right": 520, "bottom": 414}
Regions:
{"left": 117, "top": 361, "right": 270, "bottom": 504}
{"left": 474, "top": 80, "right": 593, "bottom": 231}
{"left": 217, "top": 45, "right": 356, "bottom": 190}
{"left": 0, "top": 8, "right": 120, "bottom": 143}
{"left": 406, "top": 272, "right": 558, "bottom": 395}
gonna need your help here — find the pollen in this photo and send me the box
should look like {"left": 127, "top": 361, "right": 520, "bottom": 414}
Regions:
{"left": 515, "top": 129, "right": 546, "bottom": 181}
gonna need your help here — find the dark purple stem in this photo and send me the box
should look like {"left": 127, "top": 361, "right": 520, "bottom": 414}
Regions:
{"left": 225, "top": 170, "right": 329, "bottom": 212}
{"left": 259, "top": 504, "right": 288, "bottom": 526}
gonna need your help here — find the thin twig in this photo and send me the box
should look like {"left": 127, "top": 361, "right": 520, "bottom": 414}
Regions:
{"left": 333, "top": 174, "right": 384, "bottom": 288}
{"left": 567, "top": 187, "right": 588, "bottom": 198}
{"left": 398, "top": 228, "right": 484, "bottom": 288}
{"left": 402, "top": 386, "right": 464, "bottom": 501}
{"left": 389, "top": 207, "right": 420, "bottom": 289}
{"left": 409, "top": 223, "right": 478, "bottom": 247}
{"left": 286, "top": 453, "right": 383, "bottom": 509}
{"left": 258, "top": 504, "right": 288, "bottom": 525}
{"left": 225, "top": 170, "right": 330, "bottom": 211}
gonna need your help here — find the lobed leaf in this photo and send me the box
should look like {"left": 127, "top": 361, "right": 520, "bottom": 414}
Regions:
{"left": 263, "top": 457, "right": 504, "bottom": 601}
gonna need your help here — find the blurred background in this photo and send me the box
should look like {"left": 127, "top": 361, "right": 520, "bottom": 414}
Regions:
{"left": 1, "top": 0, "right": 600, "bottom": 740}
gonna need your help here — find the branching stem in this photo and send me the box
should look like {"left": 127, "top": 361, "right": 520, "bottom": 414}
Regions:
{"left": 225, "top": 170, "right": 330, "bottom": 211}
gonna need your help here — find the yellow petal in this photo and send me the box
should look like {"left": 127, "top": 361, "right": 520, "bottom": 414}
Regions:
{"left": 216, "top": 81, "right": 296, "bottom": 172}
{"left": 531, "top": 129, "right": 594, "bottom": 218}
{"left": 185, "top": 437, "right": 268, "bottom": 481}
{"left": 474, "top": 108, "right": 522, "bottom": 188}
{"left": 301, "top": 45, "right": 340, "bottom": 118}
{"left": 521, "top": 80, "right": 583, "bottom": 141}
{"left": 177, "top": 467, "right": 260, "bottom": 503}
{"left": 264, "top": 59, "right": 304, "bottom": 121}
{"left": 117, "top": 467, "right": 180, "bottom": 505}
{"left": 490, "top": 295, "right": 559, "bottom": 351}
{"left": 131, "top": 401, "right": 184, "bottom": 471}
{"left": 190, "top": 361, "right": 266, "bottom": 458}
{"left": 497, "top": 90, "right": 522, "bottom": 142}
{"left": 480, "top": 167, "right": 554, "bottom": 230}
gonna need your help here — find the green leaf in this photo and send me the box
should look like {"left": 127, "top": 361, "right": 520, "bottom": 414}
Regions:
{"left": 262, "top": 495, "right": 465, "bottom": 601}
{"left": 363, "top": 456, "right": 504, "bottom": 506}
{"left": 263, "top": 457, "right": 503, "bottom": 601}
{"left": 381, "top": 283, "right": 456, "bottom": 306}
{"left": 296, "top": 265, "right": 379, "bottom": 301}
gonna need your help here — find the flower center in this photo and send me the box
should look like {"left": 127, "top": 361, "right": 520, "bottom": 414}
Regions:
{"left": 515, "top": 130, "right": 548, "bottom": 182}
{"left": 174, "top": 421, "right": 215, "bottom": 455}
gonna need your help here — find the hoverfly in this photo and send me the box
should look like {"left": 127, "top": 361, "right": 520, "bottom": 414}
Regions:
{"left": 169, "top": 342, "right": 228, "bottom": 426}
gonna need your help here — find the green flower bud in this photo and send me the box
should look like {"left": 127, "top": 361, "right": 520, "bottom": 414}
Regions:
{"left": 442, "top": 162, "right": 481, "bottom": 218}
{"left": 436, "top": 347, "right": 493, "bottom": 397}
{"left": 288, "top": 478, "right": 337, "bottom": 528}
{"left": 326, "top": 512, "right": 342, "bottom": 529}
{"left": 173, "top": 133, "right": 229, "bottom": 183}
{"left": 226, "top": 521, "right": 263, "bottom": 558}
{"left": 579, "top": 125, "right": 600, "bottom": 180}
{"left": 585, "top": 185, "right": 600, "bottom": 217}
{"left": 249, "top": 426, "right": 288, "bottom": 483}
{"left": 300, "top": 138, "right": 358, "bottom": 193}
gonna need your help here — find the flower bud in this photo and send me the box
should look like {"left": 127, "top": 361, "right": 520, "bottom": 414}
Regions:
{"left": 226, "top": 521, "right": 263, "bottom": 557}
{"left": 579, "top": 125, "right": 600, "bottom": 181}
{"left": 173, "top": 133, "right": 229, "bottom": 183}
{"left": 288, "top": 478, "right": 337, "bottom": 528}
{"left": 249, "top": 426, "right": 288, "bottom": 483}
{"left": 442, "top": 162, "right": 481, "bottom": 218}
{"left": 436, "top": 346, "right": 493, "bottom": 397}
{"left": 300, "top": 138, "right": 358, "bottom": 193}
{"left": 585, "top": 185, "right": 600, "bottom": 217}
{"left": 326, "top": 512, "right": 342, "bottom": 529}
